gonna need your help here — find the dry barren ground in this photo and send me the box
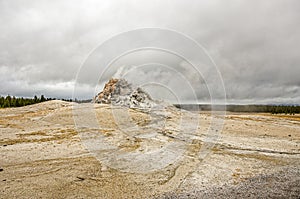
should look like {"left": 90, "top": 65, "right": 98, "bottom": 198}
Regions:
{"left": 0, "top": 101, "right": 299, "bottom": 198}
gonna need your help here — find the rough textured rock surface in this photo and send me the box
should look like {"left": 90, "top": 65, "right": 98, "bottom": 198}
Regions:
{"left": 93, "top": 78, "right": 156, "bottom": 109}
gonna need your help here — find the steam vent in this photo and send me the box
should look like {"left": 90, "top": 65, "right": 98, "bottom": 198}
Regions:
{"left": 93, "top": 78, "right": 156, "bottom": 109}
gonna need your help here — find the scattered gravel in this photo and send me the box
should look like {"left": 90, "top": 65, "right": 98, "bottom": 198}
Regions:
{"left": 159, "top": 166, "right": 300, "bottom": 199}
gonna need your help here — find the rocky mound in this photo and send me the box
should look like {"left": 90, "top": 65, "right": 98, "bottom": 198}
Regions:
{"left": 93, "top": 78, "right": 156, "bottom": 109}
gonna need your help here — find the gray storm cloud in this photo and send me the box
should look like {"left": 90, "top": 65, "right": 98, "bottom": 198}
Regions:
{"left": 0, "top": 0, "right": 299, "bottom": 104}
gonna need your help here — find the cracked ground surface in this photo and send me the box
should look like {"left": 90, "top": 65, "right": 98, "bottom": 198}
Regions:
{"left": 0, "top": 100, "right": 299, "bottom": 198}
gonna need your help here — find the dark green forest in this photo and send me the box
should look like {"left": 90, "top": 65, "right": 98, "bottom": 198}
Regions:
{"left": 174, "top": 104, "right": 300, "bottom": 115}
{"left": 0, "top": 95, "right": 91, "bottom": 108}
{"left": 0, "top": 95, "right": 49, "bottom": 108}
{"left": 226, "top": 104, "right": 300, "bottom": 115}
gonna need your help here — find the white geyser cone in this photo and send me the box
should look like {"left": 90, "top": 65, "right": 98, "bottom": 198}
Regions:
{"left": 94, "top": 78, "right": 157, "bottom": 109}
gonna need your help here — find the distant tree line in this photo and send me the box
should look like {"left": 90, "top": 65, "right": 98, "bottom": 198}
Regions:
{"left": 0, "top": 95, "right": 49, "bottom": 108}
{"left": 73, "top": 99, "right": 92, "bottom": 103}
{"left": 226, "top": 105, "right": 300, "bottom": 115}
{"left": 0, "top": 95, "right": 93, "bottom": 108}
{"left": 48, "top": 98, "right": 92, "bottom": 103}
{"left": 268, "top": 105, "right": 300, "bottom": 115}
{"left": 175, "top": 104, "right": 300, "bottom": 115}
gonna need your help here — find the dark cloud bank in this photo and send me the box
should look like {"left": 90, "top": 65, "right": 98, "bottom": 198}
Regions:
{"left": 0, "top": 0, "right": 299, "bottom": 104}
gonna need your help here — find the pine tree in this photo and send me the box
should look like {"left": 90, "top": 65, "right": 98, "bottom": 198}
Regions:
{"left": 41, "top": 95, "right": 46, "bottom": 102}
{"left": 34, "top": 95, "right": 38, "bottom": 103}
{"left": 3, "top": 98, "right": 10, "bottom": 107}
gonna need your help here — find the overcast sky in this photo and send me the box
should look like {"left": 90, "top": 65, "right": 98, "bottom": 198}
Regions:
{"left": 0, "top": 0, "right": 299, "bottom": 104}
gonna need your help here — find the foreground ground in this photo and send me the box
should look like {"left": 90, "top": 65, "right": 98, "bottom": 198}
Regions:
{"left": 0, "top": 101, "right": 299, "bottom": 198}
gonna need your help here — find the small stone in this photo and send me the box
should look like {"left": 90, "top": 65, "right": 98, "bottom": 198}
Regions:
{"left": 76, "top": 176, "right": 85, "bottom": 181}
